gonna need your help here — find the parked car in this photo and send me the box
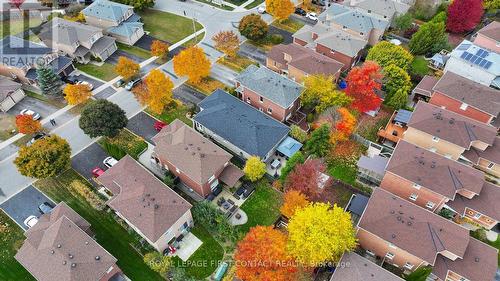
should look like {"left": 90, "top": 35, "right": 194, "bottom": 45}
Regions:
{"left": 154, "top": 121, "right": 167, "bottom": 132}
{"left": 115, "top": 79, "right": 126, "bottom": 88}
{"left": 125, "top": 79, "right": 141, "bottom": 91}
{"left": 23, "top": 215, "right": 38, "bottom": 228}
{"left": 257, "top": 5, "right": 266, "bottom": 14}
{"left": 64, "top": 75, "right": 80, "bottom": 84}
{"left": 38, "top": 202, "right": 54, "bottom": 214}
{"left": 28, "top": 132, "right": 47, "bottom": 145}
{"left": 92, "top": 167, "right": 105, "bottom": 178}
{"left": 312, "top": 0, "right": 325, "bottom": 6}
{"left": 77, "top": 80, "right": 94, "bottom": 90}
{"left": 20, "top": 109, "right": 41, "bottom": 120}
{"left": 103, "top": 156, "right": 118, "bottom": 168}
{"left": 295, "top": 7, "right": 307, "bottom": 16}
{"left": 306, "top": 12, "right": 318, "bottom": 21}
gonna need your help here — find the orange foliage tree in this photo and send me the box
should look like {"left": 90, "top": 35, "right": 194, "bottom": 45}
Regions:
{"left": 15, "top": 114, "right": 41, "bottom": 134}
{"left": 133, "top": 69, "right": 174, "bottom": 115}
{"left": 235, "top": 226, "right": 298, "bottom": 281}
{"left": 115, "top": 56, "right": 140, "bottom": 80}
{"left": 173, "top": 46, "right": 211, "bottom": 84}
{"left": 212, "top": 30, "right": 240, "bottom": 57}
{"left": 345, "top": 61, "right": 383, "bottom": 113}
{"left": 63, "top": 83, "right": 92, "bottom": 105}
{"left": 332, "top": 108, "right": 356, "bottom": 142}
{"left": 150, "top": 40, "right": 169, "bottom": 59}
{"left": 280, "top": 190, "right": 309, "bottom": 218}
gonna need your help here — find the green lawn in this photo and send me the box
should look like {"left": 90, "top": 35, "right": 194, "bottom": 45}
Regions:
{"left": 173, "top": 226, "right": 224, "bottom": 279}
{"left": 0, "top": 18, "right": 41, "bottom": 37}
{"left": 138, "top": 9, "right": 203, "bottom": 44}
{"left": 272, "top": 19, "right": 305, "bottom": 33}
{"left": 25, "top": 90, "right": 66, "bottom": 109}
{"left": 75, "top": 63, "right": 117, "bottom": 81}
{"left": 34, "top": 169, "right": 164, "bottom": 281}
{"left": 194, "top": 0, "right": 234, "bottom": 10}
{"left": 327, "top": 161, "right": 358, "bottom": 185}
{"left": 489, "top": 237, "right": 500, "bottom": 266}
{"left": 411, "top": 56, "right": 431, "bottom": 76}
{"left": 147, "top": 104, "right": 193, "bottom": 127}
{"left": 98, "top": 128, "right": 148, "bottom": 160}
{"left": 116, "top": 42, "right": 151, "bottom": 60}
{"left": 0, "top": 211, "right": 35, "bottom": 281}
{"left": 182, "top": 32, "right": 205, "bottom": 48}
{"left": 245, "top": 0, "right": 265, "bottom": 9}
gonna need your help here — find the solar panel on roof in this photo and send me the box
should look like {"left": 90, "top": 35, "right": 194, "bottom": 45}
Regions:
{"left": 479, "top": 59, "right": 488, "bottom": 67}
{"left": 485, "top": 61, "right": 493, "bottom": 69}
{"left": 460, "top": 52, "right": 468, "bottom": 59}
{"left": 465, "top": 52, "right": 474, "bottom": 60}
{"left": 457, "top": 43, "right": 471, "bottom": 50}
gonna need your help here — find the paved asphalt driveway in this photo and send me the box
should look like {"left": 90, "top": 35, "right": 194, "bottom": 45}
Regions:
{"left": 107, "top": 50, "right": 146, "bottom": 65}
{"left": 95, "top": 86, "right": 117, "bottom": 100}
{"left": 238, "top": 42, "right": 267, "bottom": 65}
{"left": 126, "top": 111, "right": 159, "bottom": 144}
{"left": 73, "top": 74, "right": 105, "bottom": 89}
{"left": 71, "top": 143, "right": 109, "bottom": 186}
{"left": 0, "top": 185, "right": 55, "bottom": 230}
{"left": 134, "top": 34, "right": 171, "bottom": 51}
{"left": 269, "top": 25, "right": 293, "bottom": 44}
{"left": 173, "top": 84, "right": 206, "bottom": 105}
{"left": 7, "top": 96, "right": 60, "bottom": 120}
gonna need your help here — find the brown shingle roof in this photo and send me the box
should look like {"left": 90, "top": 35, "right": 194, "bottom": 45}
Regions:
{"left": 432, "top": 238, "right": 498, "bottom": 281}
{"left": 462, "top": 136, "right": 500, "bottom": 164}
{"left": 386, "top": 140, "right": 484, "bottom": 198}
{"left": 330, "top": 252, "right": 404, "bottom": 281}
{"left": 152, "top": 119, "right": 232, "bottom": 185}
{"left": 433, "top": 71, "right": 500, "bottom": 117}
{"left": 447, "top": 181, "right": 500, "bottom": 222}
{"left": 15, "top": 203, "right": 117, "bottom": 281}
{"left": 0, "top": 76, "right": 22, "bottom": 100}
{"left": 358, "top": 189, "right": 470, "bottom": 265}
{"left": 408, "top": 101, "right": 497, "bottom": 148}
{"left": 413, "top": 75, "right": 438, "bottom": 98}
{"left": 267, "top": 44, "right": 344, "bottom": 75}
{"left": 477, "top": 21, "right": 500, "bottom": 42}
{"left": 97, "top": 155, "right": 192, "bottom": 242}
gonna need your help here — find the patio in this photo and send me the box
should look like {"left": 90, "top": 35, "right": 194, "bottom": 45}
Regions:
{"left": 173, "top": 232, "right": 203, "bottom": 262}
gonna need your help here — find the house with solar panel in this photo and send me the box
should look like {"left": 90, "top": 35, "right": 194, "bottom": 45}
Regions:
{"left": 83, "top": 0, "right": 144, "bottom": 46}
{"left": 444, "top": 40, "right": 500, "bottom": 88}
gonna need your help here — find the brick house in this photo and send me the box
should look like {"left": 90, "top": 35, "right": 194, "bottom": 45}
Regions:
{"left": 235, "top": 65, "right": 304, "bottom": 123}
{"left": 152, "top": 119, "right": 244, "bottom": 198}
{"left": 472, "top": 21, "right": 500, "bottom": 53}
{"left": 462, "top": 136, "right": 500, "bottom": 177}
{"left": 266, "top": 43, "right": 344, "bottom": 83}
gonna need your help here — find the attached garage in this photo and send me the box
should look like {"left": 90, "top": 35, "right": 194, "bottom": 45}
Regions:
{"left": 0, "top": 77, "right": 25, "bottom": 112}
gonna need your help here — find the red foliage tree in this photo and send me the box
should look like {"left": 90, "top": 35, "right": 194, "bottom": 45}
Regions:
{"left": 345, "top": 61, "right": 383, "bottom": 113}
{"left": 235, "top": 226, "right": 298, "bottom": 281}
{"left": 285, "top": 159, "right": 330, "bottom": 200}
{"left": 15, "top": 114, "right": 42, "bottom": 134}
{"left": 447, "top": 0, "right": 483, "bottom": 33}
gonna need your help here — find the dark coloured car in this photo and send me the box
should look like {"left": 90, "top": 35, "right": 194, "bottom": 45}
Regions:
{"left": 154, "top": 121, "right": 167, "bottom": 132}
{"left": 64, "top": 75, "right": 80, "bottom": 84}
{"left": 28, "top": 132, "right": 47, "bottom": 145}
{"left": 295, "top": 7, "right": 306, "bottom": 16}
{"left": 38, "top": 202, "right": 54, "bottom": 214}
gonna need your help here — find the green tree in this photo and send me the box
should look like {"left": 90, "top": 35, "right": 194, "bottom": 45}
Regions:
{"left": 304, "top": 124, "right": 331, "bottom": 157}
{"left": 484, "top": 0, "right": 500, "bottom": 9}
{"left": 79, "top": 100, "right": 128, "bottom": 138}
{"left": 243, "top": 156, "right": 266, "bottom": 182}
{"left": 143, "top": 252, "right": 172, "bottom": 276}
{"left": 405, "top": 266, "right": 432, "bottom": 281}
{"left": 36, "top": 64, "right": 64, "bottom": 95}
{"left": 279, "top": 151, "right": 305, "bottom": 184}
{"left": 383, "top": 64, "right": 412, "bottom": 109}
{"left": 290, "top": 124, "right": 308, "bottom": 143}
{"left": 366, "top": 41, "right": 414, "bottom": 70}
{"left": 409, "top": 21, "right": 449, "bottom": 55}
{"left": 191, "top": 201, "right": 236, "bottom": 240}
{"left": 394, "top": 13, "right": 413, "bottom": 31}
{"left": 238, "top": 14, "right": 268, "bottom": 41}
{"left": 430, "top": 11, "right": 447, "bottom": 23}
{"left": 14, "top": 135, "right": 71, "bottom": 179}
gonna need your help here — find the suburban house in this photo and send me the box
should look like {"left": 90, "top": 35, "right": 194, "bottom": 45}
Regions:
{"left": 293, "top": 22, "right": 367, "bottom": 70}
{"left": 82, "top": 0, "right": 144, "bottom": 45}
{"left": 356, "top": 188, "right": 498, "bottom": 281}
{"left": 403, "top": 101, "right": 497, "bottom": 161}
{"left": 266, "top": 43, "right": 344, "bottom": 82}
{"left": 462, "top": 136, "right": 500, "bottom": 177}
{"left": 15, "top": 202, "right": 124, "bottom": 281}
{"left": 429, "top": 71, "right": 500, "bottom": 127}
{"left": 377, "top": 109, "right": 412, "bottom": 147}
{"left": 96, "top": 155, "right": 193, "bottom": 252}
{"left": 151, "top": 119, "right": 244, "bottom": 198}
{"left": 193, "top": 89, "right": 290, "bottom": 163}
{"left": 235, "top": 65, "right": 304, "bottom": 123}
{"left": 341, "top": 0, "right": 411, "bottom": 24}
{"left": 0, "top": 35, "right": 75, "bottom": 85}
{"left": 473, "top": 21, "right": 500, "bottom": 53}
{"left": 329, "top": 252, "right": 404, "bottom": 281}
{"left": 444, "top": 40, "right": 500, "bottom": 88}
{"left": 410, "top": 75, "right": 439, "bottom": 105}
{"left": 0, "top": 76, "right": 25, "bottom": 112}
{"left": 39, "top": 17, "right": 117, "bottom": 63}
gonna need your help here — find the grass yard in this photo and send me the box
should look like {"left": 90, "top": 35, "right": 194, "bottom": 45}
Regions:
{"left": 75, "top": 63, "right": 117, "bottom": 81}
{"left": 34, "top": 169, "right": 164, "bottom": 281}
{"left": 356, "top": 108, "right": 391, "bottom": 142}
{"left": 173, "top": 226, "right": 224, "bottom": 279}
{"left": 138, "top": 9, "right": 203, "bottom": 44}
{"left": 25, "top": 90, "right": 66, "bottom": 109}
{"left": 0, "top": 18, "right": 42, "bottom": 37}
{"left": 98, "top": 128, "right": 148, "bottom": 159}
{"left": 0, "top": 114, "right": 16, "bottom": 141}
{"left": 194, "top": 0, "right": 234, "bottom": 10}
{"left": 272, "top": 19, "right": 305, "bottom": 33}
{"left": 116, "top": 42, "right": 151, "bottom": 60}
{"left": 182, "top": 32, "right": 205, "bottom": 48}
{"left": 327, "top": 161, "right": 358, "bottom": 185}
{"left": 411, "top": 56, "right": 431, "bottom": 76}
{"left": 245, "top": 0, "right": 265, "bottom": 9}
{"left": 0, "top": 211, "right": 35, "bottom": 281}
{"left": 217, "top": 55, "right": 257, "bottom": 72}
{"left": 147, "top": 103, "right": 193, "bottom": 127}
{"left": 248, "top": 34, "right": 284, "bottom": 51}
{"left": 236, "top": 180, "right": 283, "bottom": 235}
{"left": 186, "top": 77, "right": 226, "bottom": 95}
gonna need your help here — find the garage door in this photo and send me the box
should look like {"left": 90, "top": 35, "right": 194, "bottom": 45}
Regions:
{"left": 0, "top": 90, "right": 25, "bottom": 112}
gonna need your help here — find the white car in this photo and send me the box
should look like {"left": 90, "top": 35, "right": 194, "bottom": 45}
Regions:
{"left": 103, "top": 156, "right": 118, "bottom": 168}
{"left": 257, "top": 5, "right": 266, "bottom": 14}
{"left": 306, "top": 12, "right": 318, "bottom": 21}
{"left": 77, "top": 81, "right": 94, "bottom": 90}
{"left": 24, "top": 215, "right": 38, "bottom": 228}
{"left": 20, "top": 109, "right": 41, "bottom": 120}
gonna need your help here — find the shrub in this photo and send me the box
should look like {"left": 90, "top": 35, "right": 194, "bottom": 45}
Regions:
{"left": 69, "top": 180, "right": 105, "bottom": 210}
{"left": 438, "top": 208, "right": 454, "bottom": 219}
{"left": 269, "top": 34, "right": 283, "bottom": 44}
{"left": 290, "top": 125, "right": 308, "bottom": 143}
{"left": 470, "top": 228, "right": 488, "bottom": 242}
{"left": 191, "top": 201, "right": 236, "bottom": 242}
{"left": 101, "top": 141, "right": 126, "bottom": 160}
{"left": 163, "top": 171, "right": 176, "bottom": 187}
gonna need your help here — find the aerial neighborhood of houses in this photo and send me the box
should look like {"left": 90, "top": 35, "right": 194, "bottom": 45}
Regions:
{"left": 1, "top": 0, "right": 500, "bottom": 280}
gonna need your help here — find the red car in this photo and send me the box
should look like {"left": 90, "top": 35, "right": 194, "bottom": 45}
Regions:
{"left": 92, "top": 167, "right": 105, "bottom": 178}
{"left": 154, "top": 121, "right": 167, "bottom": 132}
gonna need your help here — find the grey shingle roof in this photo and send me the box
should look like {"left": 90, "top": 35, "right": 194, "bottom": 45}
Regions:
{"left": 82, "top": 0, "right": 132, "bottom": 22}
{"left": 345, "top": 0, "right": 410, "bottom": 19}
{"left": 39, "top": 18, "right": 103, "bottom": 47}
{"left": 330, "top": 252, "right": 404, "bottom": 281}
{"left": 194, "top": 89, "right": 290, "bottom": 159}
{"left": 319, "top": 3, "right": 390, "bottom": 34}
{"left": 0, "top": 76, "right": 22, "bottom": 100}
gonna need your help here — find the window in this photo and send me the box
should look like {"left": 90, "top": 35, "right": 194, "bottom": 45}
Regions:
{"left": 259, "top": 96, "right": 264, "bottom": 103}
{"left": 413, "top": 183, "right": 421, "bottom": 190}
{"left": 246, "top": 97, "right": 251, "bottom": 103}
{"left": 385, "top": 252, "right": 395, "bottom": 259}
{"left": 267, "top": 108, "right": 272, "bottom": 114}
{"left": 409, "top": 194, "right": 418, "bottom": 201}
{"left": 426, "top": 201, "right": 435, "bottom": 209}
{"left": 460, "top": 103, "right": 468, "bottom": 110}
{"left": 432, "top": 136, "right": 439, "bottom": 142}
{"left": 367, "top": 9, "right": 371, "bottom": 13}
{"left": 473, "top": 213, "right": 481, "bottom": 219}
{"left": 176, "top": 168, "right": 180, "bottom": 173}
{"left": 487, "top": 162, "right": 494, "bottom": 169}
{"left": 259, "top": 108, "right": 263, "bottom": 112}
{"left": 404, "top": 262, "right": 414, "bottom": 270}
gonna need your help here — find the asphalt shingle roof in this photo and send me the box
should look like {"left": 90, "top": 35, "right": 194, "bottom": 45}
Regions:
{"left": 330, "top": 252, "right": 404, "bottom": 281}
{"left": 319, "top": 3, "right": 389, "bottom": 34}
{"left": 82, "top": 0, "right": 132, "bottom": 22}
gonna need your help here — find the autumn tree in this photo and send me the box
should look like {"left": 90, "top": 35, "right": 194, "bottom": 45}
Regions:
{"left": 279, "top": 151, "right": 305, "bottom": 184}
{"left": 173, "top": 46, "right": 211, "bottom": 84}
{"left": 409, "top": 21, "right": 449, "bottom": 55}
{"left": 332, "top": 107, "right": 356, "bottom": 142}
{"left": 143, "top": 252, "right": 172, "bottom": 276}
{"left": 14, "top": 135, "right": 71, "bottom": 179}
{"left": 266, "top": 0, "right": 294, "bottom": 22}
{"left": 243, "top": 156, "right": 266, "bottom": 182}
{"left": 238, "top": 14, "right": 268, "bottom": 41}
{"left": 115, "top": 56, "right": 140, "bottom": 80}
{"left": 79, "top": 100, "right": 128, "bottom": 138}
{"left": 212, "top": 31, "right": 240, "bottom": 58}
{"left": 383, "top": 64, "right": 411, "bottom": 109}
{"left": 447, "top": 0, "right": 483, "bottom": 33}
{"left": 484, "top": 0, "right": 500, "bottom": 9}
{"left": 303, "top": 74, "right": 352, "bottom": 113}
{"left": 285, "top": 159, "right": 329, "bottom": 200}
{"left": 366, "top": 41, "right": 414, "bottom": 70}
{"left": 63, "top": 83, "right": 92, "bottom": 105}
{"left": 287, "top": 203, "right": 357, "bottom": 266}
{"left": 134, "top": 69, "right": 174, "bottom": 114}
{"left": 235, "top": 226, "right": 298, "bottom": 281}
{"left": 280, "top": 190, "right": 309, "bottom": 218}
{"left": 150, "top": 40, "right": 169, "bottom": 59}
{"left": 289, "top": 124, "right": 308, "bottom": 143}
{"left": 15, "top": 114, "right": 41, "bottom": 134}
{"left": 345, "top": 61, "right": 383, "bottom": 113}
{"left": 304, "top": 124, "right": 331, "bottom": 157}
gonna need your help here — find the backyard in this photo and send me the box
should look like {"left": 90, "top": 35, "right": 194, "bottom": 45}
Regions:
{"left": 138, "top": 9, "right": 203, "bottom": 44}
{"left": 75, "top": 63, "right": 118, "bottom": 81}
{"left": 98, "top": 128, "right": 148, "bottom": 160}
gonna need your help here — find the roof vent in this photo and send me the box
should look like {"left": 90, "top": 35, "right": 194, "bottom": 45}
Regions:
{"left": 95, "top": 256, "right": 100, "bottom": 260}
{"left": 63, "top": 261, "right": 67, "bottom": 265}
{"left": 71, "top": 263, "right": 76, "bottom": 268}
{"left": 57, "top": 244, "right": 61, "bottom": 248}
{"left": 69, "top": 254, "right": 73, "bottom": 259}
{"left": 390, "top": 210, "right": 395, "bottom": 214}
{"left": 391, "top": 234, "right": 396, "bottom": 238}
{"left": 51, "top": 250, "right": 55, "bottom": 254}
{"left": 85, "top": 241, "right": 89, "bottom": 245}
{"left": 154, "top": 204, "right": 159, "bottom": 209}
{"left": 397, "top": 216, "right": 401, "bottom": 221}
{"left": 475, "top": 257, "right": 480, "bottom": 262}
{"left": 407, "top": 221, "right": 412, "bottom": 226}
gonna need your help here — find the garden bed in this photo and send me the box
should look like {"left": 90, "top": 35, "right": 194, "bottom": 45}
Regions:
{"left": 186, "top": 77, "right": 226, "bottom": 95}
{"left": 217, "top": 55, "right": 257, "bottom": 72}
{"left": 98, "top": 129, "right": 148, "bottom": 160}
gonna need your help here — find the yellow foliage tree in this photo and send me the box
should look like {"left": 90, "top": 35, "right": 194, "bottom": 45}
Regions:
{"left": 287, "top": 202, "right": 357, "bottom": 266}
{"left": 243, "top": 156, "right": 266, "bottom": 182}
{"left": 173, "top": 46, "right": 211, "bottom": 84}
{"left": 212, "top": 30, "right": 240, "bottom": 58}
{"left": 266, "top": 0, "right": 295, "bottom": 22}
{"left": 303, "top": 74, "right": 352, "bottom": 113}
{"left": 137, "top": 69, "right": 174, "bottom": 115}
{"left": 63, "top": 84, "right": 92, "bottom": 105}
{"left": 150, "top": 40, "right": 169, "bottom": 59}
{"left": 280, "top": 190, "right": 309, "bottom": 218}
{"left": 115, "top": 56, "right": 139, "bottom": 80}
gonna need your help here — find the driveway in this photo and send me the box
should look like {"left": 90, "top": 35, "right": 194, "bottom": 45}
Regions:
{"left": 107, "top": 50, "right": 146, "bottom": 65}
{"left": 71, "top": 143, "right": 109, "bottom": 186}
{"left": 173, "top": 84, "right": 206, "bottom": 105}
{"left": 134, "top": 34, "right": 171, "bottom": 51}
{"left": 0, "top": 185, "right": 55, "bottom": 230}
{"left": 127, "top": 111, "right": 160, "bottom": 144}
{"left": 95, "top": 86, "right": 117, "bottom": 100}
{"left": 238, "top": 42, "right": 267, "bottom": 65}
{"left": 73, "top": 73, "right": 105, "bottom": 90}
{"left": 290, "top": 14, "right": 317, "bottom": 26}
{"left": 269, "top": 25, "right": 293, "bottom": 44}
{"left": 7, "top": 96, "right": 60, "bottom": 120}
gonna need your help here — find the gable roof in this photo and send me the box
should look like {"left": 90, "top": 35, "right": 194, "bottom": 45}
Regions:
{"left": 97, "top": 156, "right": 192, "bottom": 242}
{"left": 194, "top": 89, "right": 290, "bottom": 159}
{"left": 152, "top": 119, "right": 232, "bottom": 185}
{"left": 476, "top": 21, "right": 500, "bottom": 42}
{"left": 408, "top": 101, "right": 497, "bottom": 148}
{"left": 40, "top": 18, "right": 102, "bottom": 47}
{"left": 0, "top": 76, "right": 22, "bottom": 100}
{"left": 330, "top": 252, "right": 404, "bottom": 281}
{"left": 433, "top": 71, "right": 500, "bottom": 117}
{"left": 385, "top": 140, "right": 485, "bottom": 198}
{"left": 236, "top": 65, "right": 304, "bottom": 108}
{"left": 268, "top": 43, "right": 344, "bottom": 75}
{"left": 462, "top": 136, "right": 500, "bottom": 164}
{"left": 413, "top": 75, "right": 439, "bottom": 98}
{"left": 82, "top": 0, "right": 132, "bottom": 22}
{"left": 319, "top": 3, "right": 390, "bottom": 34}
{"left": 358, "top": 188, "right": 470, "bottom": 265}
{"left": 447, "top": 181, "right": 500, "bottom": 222}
